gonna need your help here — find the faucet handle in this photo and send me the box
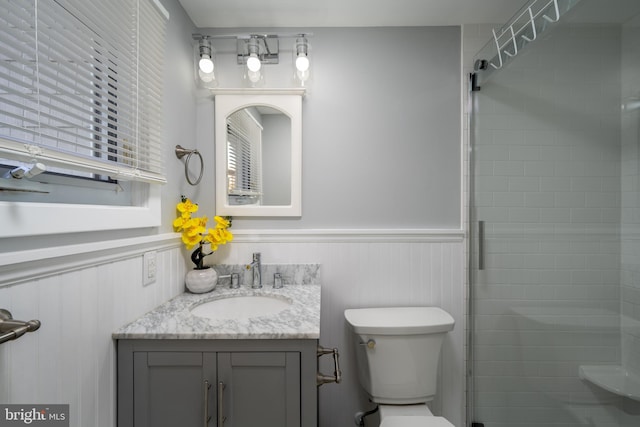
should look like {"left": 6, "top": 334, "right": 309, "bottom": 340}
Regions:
{"left": 218, "top": 273, "right": 240, "bottom": 289}
{"left": 273, "top": 273, "right": 283, "bottom": 289}
{"left": 252, "top": 252, "right": 261, "bottom": 262}
{"left": 230, "top": 273, "right": 239, "bottom": 288}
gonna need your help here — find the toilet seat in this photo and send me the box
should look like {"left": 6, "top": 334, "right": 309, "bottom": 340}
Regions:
{"left": 380, "top": 416, "right": 455, "bottom": 427}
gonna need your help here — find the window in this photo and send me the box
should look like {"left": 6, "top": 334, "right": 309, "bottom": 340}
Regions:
{"left": 226, "top": 108, "right": 263, "bottom": 206}
{"left": 0, "top": 0, "right": 168, "bottom": 237}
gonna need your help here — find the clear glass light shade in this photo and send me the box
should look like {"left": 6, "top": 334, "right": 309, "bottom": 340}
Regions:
{"left": 296, "top": 69, "right": 310, "bottom": 82}
{"left": 293, "top": 37, "right": 311, "bottom": 85}
{"left": 198, "top": 69, "right": 215, "bottom": 83}
{"left": 247, "top": 69, "right": 262, "bottom": 83}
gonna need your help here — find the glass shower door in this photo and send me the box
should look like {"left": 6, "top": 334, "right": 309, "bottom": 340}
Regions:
{"left": 469, "top": 2, "right": 640, "bottom": 426}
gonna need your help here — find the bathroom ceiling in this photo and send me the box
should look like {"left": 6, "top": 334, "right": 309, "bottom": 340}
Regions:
{"left": 179, "top": 0, "right": 640, "bottom": 29}
{"left": 178, "top": 0, "right": 523, "bottom": 28}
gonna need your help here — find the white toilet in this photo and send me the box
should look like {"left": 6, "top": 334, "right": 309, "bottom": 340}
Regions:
{"left": 344, "top": 307, "right": 455, "bottom": 427}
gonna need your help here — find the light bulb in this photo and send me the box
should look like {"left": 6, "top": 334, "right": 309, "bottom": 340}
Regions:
{"left": 246, "top": 54, "right": 261, "bottom": 72}
{"left": 295, "top": 55, "right": 310, "bottom": 72}
{"left": 199, "top": 56, "right": 214, "bottom": 74}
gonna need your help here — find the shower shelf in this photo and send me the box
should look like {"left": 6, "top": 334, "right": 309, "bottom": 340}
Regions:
{"left": 579, "top": 365, "right": 640, "bottom": 402}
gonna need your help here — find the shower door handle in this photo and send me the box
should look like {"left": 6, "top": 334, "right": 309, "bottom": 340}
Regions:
{"left": 478, "top": 221, "right": 485, "bottom": 271}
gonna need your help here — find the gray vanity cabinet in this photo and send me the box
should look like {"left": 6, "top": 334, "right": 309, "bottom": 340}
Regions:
{"left": 134, "top": 351, "right": 217, "bottom": 427}
{"left": 218, "top": 352, "right": 300, "bottom": 426}
{"left": 117, "top": 339, "right": 318, "bottom": 427}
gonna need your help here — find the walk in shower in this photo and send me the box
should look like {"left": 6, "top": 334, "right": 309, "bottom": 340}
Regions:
{"left": 469, "top": 0, "right": 640, "bottom": 426}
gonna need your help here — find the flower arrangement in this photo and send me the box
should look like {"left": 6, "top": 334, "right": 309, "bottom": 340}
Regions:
{"left": 173, "top": 197, "right": 233, "bottom": 269}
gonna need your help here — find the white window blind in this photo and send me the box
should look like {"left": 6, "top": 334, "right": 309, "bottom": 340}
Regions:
{"left": 0, "top": 0, "right": 167, "bottom": 184}
{"left": 227, "top": 109, "right": 262, "bottom": 204}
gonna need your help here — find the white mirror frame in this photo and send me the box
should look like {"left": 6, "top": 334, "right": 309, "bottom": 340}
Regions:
{"left": 214, "top": 90, "right": 303, "bottom": 216}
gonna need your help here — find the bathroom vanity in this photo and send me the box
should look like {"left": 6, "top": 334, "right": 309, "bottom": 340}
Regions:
{"left": 113, "top": 275, "right": 322, "bottom": 427}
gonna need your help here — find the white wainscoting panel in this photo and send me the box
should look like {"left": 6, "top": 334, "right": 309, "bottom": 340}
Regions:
{"left": 208, "top": 235, "right": 465, "bottom": 427}
{"left": 0, "top": 232, "right": 464, "bottom": 427}
{"left": 0, "top": 238, "right": 185, "bottom": 427}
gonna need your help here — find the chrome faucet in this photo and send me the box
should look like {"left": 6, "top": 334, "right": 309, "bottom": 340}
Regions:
{"left": 246, "top": 252, "right": 262, "bottom": 288}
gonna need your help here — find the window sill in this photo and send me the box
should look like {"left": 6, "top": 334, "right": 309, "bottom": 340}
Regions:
{"left": 0, "top": 185, "right": 161, "bottom": 238}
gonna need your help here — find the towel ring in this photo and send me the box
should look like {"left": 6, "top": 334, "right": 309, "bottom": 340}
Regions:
{"left": 175, "top": 145, "right": 204, "bottom": 186}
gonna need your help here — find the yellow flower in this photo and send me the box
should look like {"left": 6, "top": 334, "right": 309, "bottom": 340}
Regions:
{"left": 181, "top": 233, "right": 201, "bottom": 249}
{"left": 172, "top": 216, "right": 187, "bottom": 230}
{"left": 223, "top": 228, "right": 234, "bottom": 242}
{"left": 177, "top": 198, "right": 198, "bottom": 214}
{"left": 214, "top": 215, "right": 230, "bottom": 228}
{"left": 174, "top": 198, "right": 233, "bottom": 264}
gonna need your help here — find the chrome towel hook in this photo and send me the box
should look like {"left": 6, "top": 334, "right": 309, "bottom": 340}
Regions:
{"left": 175, "top": 145, "right": 204, "bottom": 186}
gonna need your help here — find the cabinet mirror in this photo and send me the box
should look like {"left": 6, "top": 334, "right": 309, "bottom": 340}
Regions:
{"left": 214, "top": 93, "right": 302, "bottom": 216}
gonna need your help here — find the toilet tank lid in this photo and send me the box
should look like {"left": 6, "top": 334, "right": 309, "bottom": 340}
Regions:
{"left": 344, "top": 307, "right": 454, "bottom": 335}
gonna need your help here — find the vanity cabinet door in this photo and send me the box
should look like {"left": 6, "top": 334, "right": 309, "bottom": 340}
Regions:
{"left": 217, "top": 352, "right": 301, "bottom": 427}
{"left": 133, "top": 352, "right": 217, "bottom": 427}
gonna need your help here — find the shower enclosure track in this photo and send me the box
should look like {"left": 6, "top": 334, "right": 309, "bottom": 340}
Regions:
{"left": 471, "top": 0, "right": 582, "bottom": 88}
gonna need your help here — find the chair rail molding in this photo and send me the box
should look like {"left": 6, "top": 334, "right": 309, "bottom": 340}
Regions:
{"left": 0, "top": 233, "right": 182, "bottom": 287}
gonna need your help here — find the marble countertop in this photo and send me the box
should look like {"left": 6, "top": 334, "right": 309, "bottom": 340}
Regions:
{"left": 113, "top": 284, "right": 321, "bottom": 340}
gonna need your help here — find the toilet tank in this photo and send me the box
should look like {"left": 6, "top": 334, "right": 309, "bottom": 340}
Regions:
{"left": 344, "top": 307, "right": 454, "bottom": 404}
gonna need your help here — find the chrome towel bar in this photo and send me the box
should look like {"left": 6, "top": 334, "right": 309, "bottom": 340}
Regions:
{"left": 0, "top": 309, "right": 41, "bottom": 345}
{"left": 317, "top": 345, "right": 342, "bottom": 386}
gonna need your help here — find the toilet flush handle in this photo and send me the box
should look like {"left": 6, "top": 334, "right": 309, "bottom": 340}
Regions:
{"left": 359, "top": 339, "right": 375, "bottom": 349}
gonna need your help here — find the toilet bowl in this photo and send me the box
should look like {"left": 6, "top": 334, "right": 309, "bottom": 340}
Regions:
{"left": 344, "top": 307, "right": 455, "bottom": 427}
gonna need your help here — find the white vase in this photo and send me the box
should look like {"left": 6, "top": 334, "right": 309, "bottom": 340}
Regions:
{"left": 185, "top": 267, "right": 218, "bottom": 293}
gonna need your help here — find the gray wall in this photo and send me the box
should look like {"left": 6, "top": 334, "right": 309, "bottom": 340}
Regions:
{"left": 161, "top": 0, "right": 201, "bottom": 230}
{"left": 196, "top": 26, "right": 462, "bottom": 229}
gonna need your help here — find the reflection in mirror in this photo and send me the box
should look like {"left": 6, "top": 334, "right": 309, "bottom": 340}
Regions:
{"left": 226, "top": 106, "right": 291, "bottom": 207}
{"left": 214, "top": 92, "right": 302, "bottom": 217}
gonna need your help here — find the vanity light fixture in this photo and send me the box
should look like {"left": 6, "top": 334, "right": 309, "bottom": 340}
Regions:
{"left": 294, "top": 36, "right": 311, "bottom": 84}
{"left": 198, "top": 37, "right": 214, "bottom": 73}
{"left": 193, "top": 32, "right": 314, "bottom": 88}
{"left": 245, "top": 36, "right": 263, "bottom": 86}
{"left": 246, "top": 37, "right": 262, "bottom": 72}
{"left": 194, "top": 35, "right": 217, "bottom": 87}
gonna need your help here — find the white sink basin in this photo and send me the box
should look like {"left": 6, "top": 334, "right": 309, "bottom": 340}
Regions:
{"left": 190, "top": 295, "right": 292, "bottom": 320}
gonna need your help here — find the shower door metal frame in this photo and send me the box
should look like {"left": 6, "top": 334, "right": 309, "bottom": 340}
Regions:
{"left": 466, "top": 76, "right": 482, "bottom": 427}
